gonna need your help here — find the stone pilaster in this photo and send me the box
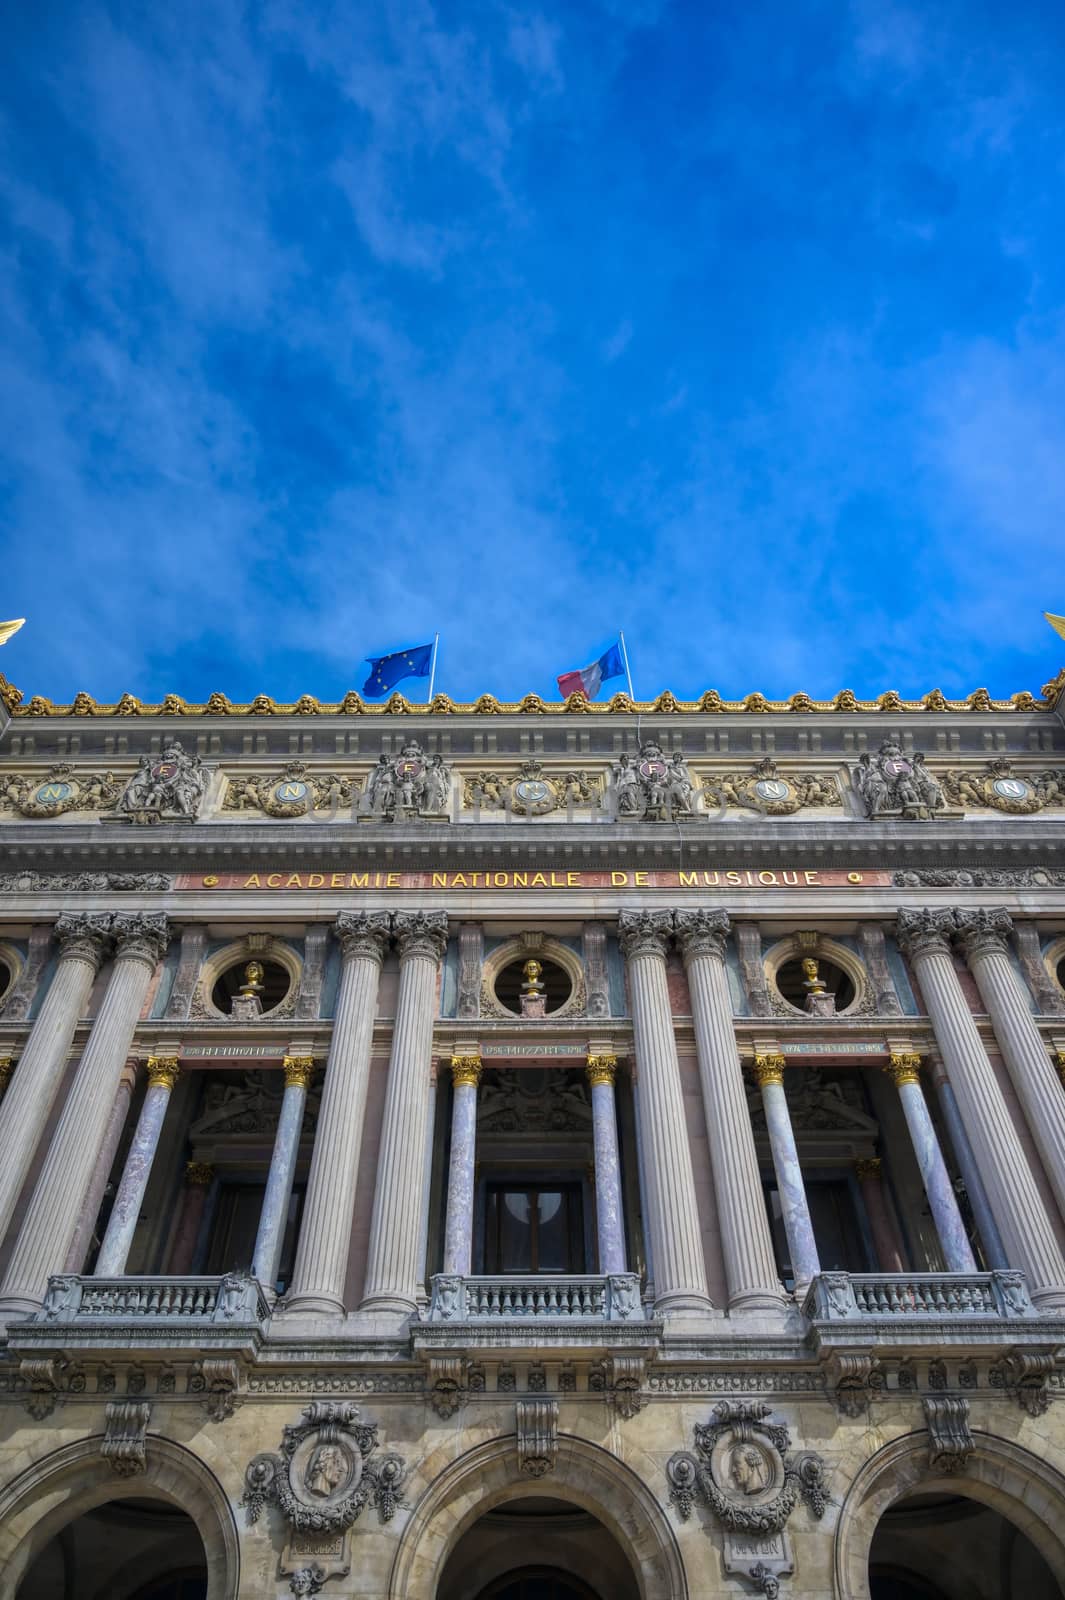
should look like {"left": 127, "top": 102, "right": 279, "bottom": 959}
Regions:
{"left": 617, "top": 911, "right": 712, "bottom": 1315}
{"left": 582, "top": 923, "right": 611, "bottom": 1020}
{"left": 64, "top": 1061, "right": 139, "bottom": 1273}
{"left": 586, "top": 1055, "right": 627, "bottom": 1275}
{"left": 1012, "top": 918, "right": 1065, "bottom": 1017}
{"left": 0, "top": 915, "right": 170, "bottom": 1317}
{"left": 442, "top": 1056, "right": 480, "bottom": 1276}
{"left": 285, "top": 913, "right": 391, "bottom": 1316}
{"left": 897, "top": 909, "right": 1065, "bottom": 1309}
{"left": 858, "top": 923, "right": 904, "bottom": 1016}
{"left": 295, "top": 925, "right": 330, "bottom": 1021}
{"left": 361, "top": 912, "right": 449, "bottom": 1319}
{"left": 881, "top": 1054, "right": 975, "bottom": 1273}
{"left": 752, "top": 1054, "right": 819, "bottom": 1290}
{"left": 95, "top": 1056, "right": 180, "bottom": 1276}
{"left": 252, "top": 1056, "right": 314, "bottom": 1292}
{"left": 0, "top": 914, "right": 112, "bottom": 1243}
{"left": 456, "top": 923, "right": 483, "bottom": 1020}
{"left": 676, "top": 911, "right": 784, "bottom": 1313}
{"left": 734, "top": 922, "right": 773, "bottom": 1017}
{"left": 957, "top": 908, "right": 1065, "bottom": 1228}
{"left": 162, "top": 924, "right": 207, "bottom": 1021}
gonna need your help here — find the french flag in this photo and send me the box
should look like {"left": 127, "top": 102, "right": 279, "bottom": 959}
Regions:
{"left": 557, "top": 638, "right": 626, "bottom": 701}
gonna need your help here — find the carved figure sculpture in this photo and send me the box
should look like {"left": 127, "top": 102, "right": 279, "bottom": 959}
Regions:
{"left": 853, "top": 740, "right": 943, "bottom": 821}
{"left": 118, "top": 742, "right": 207, "bottom": 822}
{"left": 613, "top": 742, "right": 697, "bottom": 820}
{"left": 364, "top": 742, "right": 450, "bottom": 820}
{"left": 306, "top": 1443, "right": 348, "bottom": 1498}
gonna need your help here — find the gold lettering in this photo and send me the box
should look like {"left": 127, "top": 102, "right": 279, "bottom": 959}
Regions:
{"left": 550, "top": 872, "right": 565, "bottom": 886}
{"left": 386, "top": 873, "right": 400, "bottom": 887}
{"left": 432, "top": 873, "right": 448, "bottom": 888}
{"left": 245, "top": 874, "right": 261, "bottom": 888}
{"left": 40, "top": 784, "right": 64, "bottom": 800}
{"left": 531, "top": 872, "right": 548, "bottom": 887}
{"left": 804, "top": 870, "right": 820, "bottom": 884}
{"left": 679, "top": 871, "right": 697, "bottom": 886}
{"left": 286, "top": 873, "right": 303, "bottom": 888}
{"left": 470, "top": 873, "right": 482, "bottom": 887}
{"left": 279, "top": 782, "right": 303, "bottom": 799}
{"left": 758, "top": 871, "right": 779, "bottom": 885}
{"left": 493, "top": 873, "right": 509, "bottom": 887}
{"left": 266, "top": 874, "right": 283, "bottom": 887}
{"left": 330, "top": 873, "right": 345, "bottom": 888}
{"left": 308, "top": 873, "right": 325, "bottom": 888}
{"left": 567, "top": 871, "right": 580, "bottom": 887}
{"left": 452, "top": 873, "right": 469, "bottom": 887}
{"left": 611, "top": 871, "right": 629, "bottom": 887}
{"left": 781, "top": 871, "right": 799, "bottom": 885}
{"left": 350, "top": 873, "right": 368, "bottom": 888}
{"left": 512, "top": 873, "right": 528, "bottom": 887}
{"left": 726, "top": 871, "right": 742, "bottom": 885}
{"left": 634, "top": 871, "right": 649, "bottom": 886}
{"left": 703, "top": 871, "right": 720, "bottom": 885}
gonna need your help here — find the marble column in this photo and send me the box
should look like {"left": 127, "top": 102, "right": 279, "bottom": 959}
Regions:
{"left": 957, "top": 908, "right": 1065, "bottom": 1227}
{"left": 854, "top": 1158, "right": 907, "bottom": 1273}
{"left": 65, "top": 1062, "right": 139, "bottom": 1273}
{"left": 752, "top": 1054, "right": 819, "bottom": 1290}
{"left": 0, "top": 913, "right": 111, "bottom": 1243}
{"left": 285, "top": 913, "right": 391, "bottom": 1316}
{"left": 586, "top": 1054, "right": 627, "bottom": 1275}
{"left": 168, "top": 1162, "right": 215, "bottom": 1274}
{"left": 252, "top": 1056, "right": 314, "bottom": 1292}
{"left": 94, "top": 1056, "right": 180, "bottom": 1276}
{"left": 361, "top": 912, "right": 448, "bottom": 1318}
{"left": 881, "top": 1054, "right": 976, "bottom": 1273}
{"left": 897, "top": 909, "right": 1065, "bottom": 1309}
{"left": 441, "top": 1055, "right": 480, "bottom": 1276}
{"left": 926, "top": 1053, "right": 1007, "bottom": 1270}
{"left": 676, "top": 911, "right": 784, "bottom": 1313}
{"left": 617, "top": 911, "right": 712, "bottom": 1315}
{"left": 0, "top": 914, "right": 170, "bottom": 1317}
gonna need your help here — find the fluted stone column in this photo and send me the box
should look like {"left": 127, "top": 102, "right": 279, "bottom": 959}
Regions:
{"left": 676, "top": 911, "right": 784, "bottom": 1313}
{"left": 752, "top": 1054, "right": 819, "bottom": 1290}
{"left": 168, "top": 1162, "right": 214, "bottom": 1274}
{"left": 252, "top": 1056, "right": 314, "bottom": 1292}
{"left": 65, "top": 1061, "right": 139, "bottom": 1273}
{"left": 0, "top": 914, "right": 111, "bottom": 1243}
{"left": 285, "top": 913, "right": 391, "bottom": 1316}
{"left": 441, "top": 1055, "right": 480, "bottom": 1276}
{"left": 881, "top": 1053, "right": 976, "bottom": 1273}
{"left": 958, "top": 908, "right": 1065, "bottom": 1227}
{"left": 0, "top": 914, "right": 170, "bottom": 1317}
{"left": 854, "top": 1158, "right": 907, "bottom": 1273}
{"left": 587, "top": 1054, "right": 627, "bottom": 1275}
{"left": 361, "top": 912, "right": 448, "bottom": 1318}
{"left": 94, "top": 1056, "right": 180, "bottom": 1276}
{"left": 926, "top": 1053, "right": 1007, "bottom": 1270}
{"left": 617, "top": 912, "right": 712, "bottom": 1315}
{"left": 897, "top": 909, "right": 1065, "bottom": 1308}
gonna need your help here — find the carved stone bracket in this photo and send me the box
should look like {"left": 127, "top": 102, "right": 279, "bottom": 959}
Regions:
{"left": 923, "top": 1397, "right": 973, "bottom": 1474}
{"left": 990, "top": 1349, "right": 1054, "bottom": 1417}
{"left": 516, "top": 1398, "right": 559, "bottom": 1478}
{"left": 190, "top": 1357, "right": 242, "bottom": 1422}
{"left": 666, "top": 1401, "right": 827, "bottom": 1537}
{"left": 241, "top": 1402, "right": 407, "bottom": 1533}
{"left": 18, "top": 1356, "right": 83, "bottom": 1420}
{"left": 822, "top": 1351, "right": 884, "bottom": 1419}
{"left": 594, "top": 1352, "right": 648, "bottom": 1420}
{"left": 426, "top": 1355, "right": 469, "bottom": 1419}
{"left": 101, "top": 1401, "right": 151, "bottom": 1476}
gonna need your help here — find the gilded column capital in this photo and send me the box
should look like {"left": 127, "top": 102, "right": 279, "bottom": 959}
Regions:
{"left": 586, "top": 1053, "right": 618, "bottom": 1087}
{"left": 674, "top": 909, "right": 730, "bottom": 964}
{"left": 334, "top": 911, "right": 392, "bottom": 964}
{"left": 0, "top": 1056, "right": 13, "bottom": 1101}
{"left": 854, "top": 1157, "right": 882, "bottom": 1180}
{"left": 394, "top": 911, "right": 449, "bottom": 963}
{"left": 283, "top": 1055, "right": 315, "bottom": 1091}
{"left": 895, "top": 908, "right": 956, "bottom": 961}
{"left": 450, "top": 1054, "right": 482, "bottom": 1088}
{"left": 184, "top": 1161, "right": 215, "bottom": 1187}
{"left": 752, "top": 1053, "right": 786, "bottom": 1087}
{"left": 884, "top": 1052, "right": 922, "bottom": 1088}
{"left": 617, "top": 910, "right": 674, "bottom": 962}
{"left": 146, "top": 1055, "right": 180, "bottom": 1091}
{"left": 954, "top": 907, "right": 1014, "bottom": 963}
{"left": 54, "top": 912, "right": 112, "bottom": 972}
{"left": 112, "top": 913, "right": 170, "bottom": 968}
{"left": 1056, "top": 1051, "right": 1065, "bottom": 1089}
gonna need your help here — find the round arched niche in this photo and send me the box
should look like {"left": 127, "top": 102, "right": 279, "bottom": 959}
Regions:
{"left": 0, "top": 941, "right": 23, "bottom": 1009}
{"left": 197, "top": 936, "right": 300, "bottom": 1020}
{"left": 481, "top": 939, "right": 587, "bottom": 1021}
{"left": 389, "top": 1436, "right": 686, "bottom": 1600}
{"left": 763, "top": 934, "right": 867, "bottom": 1017}
{"left": 833, "top": 1432, "right": 1065, "bottom": 1600}
{"left": 1043, "top": 935, "right": 1065, "bottom": 1001}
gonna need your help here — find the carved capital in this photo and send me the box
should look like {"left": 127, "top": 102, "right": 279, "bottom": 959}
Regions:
{"left": 753, "top": 1053, "right": 786, "bottom": 1088}
{"left": 955, "top": 906, "right": 1014, "bottom": 962}
{"left": 0, "top": 1057, "right": 13, "bottom": 1101}
{"left": 146, "top": 1056, "right": 179, "bottom": 1091}
{"left": 1056, "top": 1051, "right": 1065, "bottom": 1089}
{"left": 394, "top": 911, "right": 449, "bottom": 963}
{"left": 450, "top": 1055, "right": 482, "bottom": 1089}
{"left": 283, "top": 1056, "right": 315, "bottom": 1091}
{"left": 54, "top": 912, "right": 112, "bottom": 971}
{"left": 112, "top": 913, "right": 170, "bottom": 967}
{"left": 184, "top": 1161, "right": 215, "bottom": 1187}
{"left": 895, "top": 907, "right": 956, "bottom": 960}
{"left": 883, "top": 1052, "right": 922, "bottom": 1088}
{"left": 617, "top": 909, "right": 674, "bottom": 962}
{"left": 674, "top": 908, "right": 730, "bottom": 963}
{"left": 854, "top": 1157, "right": 882, "bottom": 1181}
{"left": 334, "top": 911, "right": 391, "bottom": 964}
{"left": 586, "top": 1053, "right": 618, "bottom": 1087}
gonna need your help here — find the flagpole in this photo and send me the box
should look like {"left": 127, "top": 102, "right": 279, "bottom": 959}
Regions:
{"left": 427, "top": 633, "right": 440, "bottom": 703}
{"left": 619, "top": 631, "right": 635, "bottom": 700}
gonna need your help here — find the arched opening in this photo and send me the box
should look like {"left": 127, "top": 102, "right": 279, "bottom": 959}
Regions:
{"left": 868, "top": 1490, "right": 1060, "bottom": 1599}
{"left": 211, "top": 957, "right": 291, "bottom": 1014}
{"left": 17, "top": 1496, "right": 208, "bottom": 1600}
{"left": 495, "top": 957, "right": 573, "bottom": 1015}
{"left": 775, "top": 955, "right": 856, "bottom": 1012}
{"left": 438, "top": 1495, "right": 640, "bottom": 1600}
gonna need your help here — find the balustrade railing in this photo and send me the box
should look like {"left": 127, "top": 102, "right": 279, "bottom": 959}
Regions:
{"left": 426, "top": 1272, "right": 645, "bottom": 1323}
{"left": 35, "top": 1273, "right": 268, "bottom": 1326}
{"left": 803, "top": 1269, "right": 1032, "bottom": 1322}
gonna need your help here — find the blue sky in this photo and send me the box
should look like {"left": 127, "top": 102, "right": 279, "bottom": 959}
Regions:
{"left": 2, "top": 0, "right": 1065, "bottom": 705}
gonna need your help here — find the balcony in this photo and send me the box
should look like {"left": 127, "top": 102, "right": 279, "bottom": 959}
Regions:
{"left": 8, "top": 1273, "right": 271, "bottom": 1360}
{"left": 425, "top": 1272, "right": 648, "bottom": 1324}
{"left": 803, "top": 1270, "right": 1033, "bottom": 1325}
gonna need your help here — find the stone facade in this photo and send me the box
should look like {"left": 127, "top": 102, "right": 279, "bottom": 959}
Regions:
{"left": 1, "top": 673, "right": 1065, "bottom": 1597}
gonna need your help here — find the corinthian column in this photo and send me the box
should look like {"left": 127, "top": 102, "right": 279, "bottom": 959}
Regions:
{"left": 752, "top": 1054, "right": 819, "bottom": 1291}
{"left": 586, "top": 1054, "right": 627, "bottom": 1274}
{"left": 0, "top": 914, "right": 170, "bottom": 1318}
{"left": 285, "top": 914, "right": 391, "bottom": 1316}
{"left": 441, "top": 1055, "right": 480, "bottom": 1276}
{"left": 676, "top": 911, "right": 784, "bottom": 1312}
{"left": 897, "top": 909, "right": 1065, "bottom": 1309}
{"left": 956, "top": 908, "right": 1065, "bottom": 1227}
{"left": 0, "top": 914, "right": 111, "bottom": 1243}
{"left": 94, "top": 1056, "right": 180, "bottom": 1276}
{"left": 361, "top": 912, "right": 448, "bottom": 1319}
{"left": 252, "top": 1057, "right": 314, "bottom": 1292}
{"left": 881, "top": 1053, "right": 975, "bottom": 1273}
{"left": 617, "top": 912, "right": 712, "bottom": 1315}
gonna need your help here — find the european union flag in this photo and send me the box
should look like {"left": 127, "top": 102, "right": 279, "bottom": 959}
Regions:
{"left": 362, "top": 643, "right": 434, "bottom": 698}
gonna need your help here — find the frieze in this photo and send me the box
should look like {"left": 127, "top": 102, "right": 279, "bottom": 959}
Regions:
{"left": 463, "top": 759, "right": 602, "bottom": 814}
{"left": 894, "top": 867, "right": 1065, "bottom": 887}
{"left": 223, "top": 762, "right": 356, "bottom": 818}
{"left": 0, "top": 763, "right": 120, "bottom": 817}
{"left": 0, "top": 871, "right": 172, "bottom": 891}
{"left": 647, "top": 1372, "right": 826, "bottom": 1394}
{"left": 703, "top": 758, "right": 840, "bottom": 816}
{"left": 940, "top": 759, "right": 1065, "bottom": 815}
{"left": 246, "top": 1375, "right": 423, "bottom": 1395}
{"left": 184, "top": 867, "right": 892, "bottom": 892}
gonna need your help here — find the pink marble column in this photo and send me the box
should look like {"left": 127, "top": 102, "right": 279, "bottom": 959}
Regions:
{"left": 168, "top": 1162, "right": 215, "bottom": 1274}
{"left": 854, "top": 1158, "right": 906, "bottom": 1273}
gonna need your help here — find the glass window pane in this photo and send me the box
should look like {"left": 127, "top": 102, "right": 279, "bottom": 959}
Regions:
{"left": 499, "top": 1189, "right": 532, "bottom": 1271}
{"left": 536, "top": 1191, "right": 568, "bottom": 1271}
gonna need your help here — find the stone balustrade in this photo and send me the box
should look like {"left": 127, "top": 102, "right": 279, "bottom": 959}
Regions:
{"left": 426, "top": 1272, "right": 645, "bottom": 1323}
{"left": 34, "top": 1273, "right": 269, "bottom": 1327}
{"left": 803, "top": 1269, "right": 1033, "bottom": 1323}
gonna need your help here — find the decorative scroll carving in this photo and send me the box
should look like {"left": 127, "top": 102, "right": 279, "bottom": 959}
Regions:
{"left": 516, "top": 1398, "right": 559, "bottom": 1477}
{"left": 363, "top": 741, "right": 451, "bottom": 820}
{"left": 190, "top": 1357, "right": 242, "bottom": 1422}
{"left": 703, "top": 757, "right": 839, "bottom": 815}
{"left": 894, "top": 868, "right": 1065, "bottom": 887}
{"left": 822, "top": 1351, "right": 884, "bottom": 1418}
{"left": 923, "top": 1397, "right": 973, "bottom": 1474}
{"left": 102, "top": 1401, "right": 151, "bottom": 1476}
{"left": 0, "top": 871, "right": 171, "bottom": 892}
{"left": 940, "top": 758, "right": 1065, "bottom": 814}
{"left": 0, "top": 763, "right": 120, "bottom": 817}
{"left": 612, "top": 741, "right": 698, "bottom": 820}
{"left": 426, "top": 1356, "right": 468, "bottom": 1418}
{"left": 666, "top": 1402, "right": 827, "bottom": 1536}
{"left": 990, "top": 1349, "right": 1054, "bottom": 1417}
{"left": 853, "top": 740, "right": 944, "bottom": 820}
{"left": 223, "top": 761, "right": 355, "bottom": 817}
{"left": 115, "top": 743, "right": 208, "bottom": 824}
{"left": 242, "top": 1402, "right": 407, "bottom": 1531}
